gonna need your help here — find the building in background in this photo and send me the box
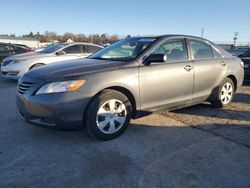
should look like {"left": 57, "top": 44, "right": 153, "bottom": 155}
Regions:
{"left": 0, "top": 36, "right": 39, "bottom": 49}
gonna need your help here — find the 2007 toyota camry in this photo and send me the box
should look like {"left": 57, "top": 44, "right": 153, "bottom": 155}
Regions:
{"left": 16, "top": 35, "right": 244, "bottom": 140}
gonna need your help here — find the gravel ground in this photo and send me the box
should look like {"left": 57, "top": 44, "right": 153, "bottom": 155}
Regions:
{"left": 0, "top": 77, "right": 249, "bottom": 188}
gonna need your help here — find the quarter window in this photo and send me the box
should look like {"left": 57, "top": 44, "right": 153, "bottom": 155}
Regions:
{"left": 212, "top": 47, "right": 223, "bottom": 58}
{"left": 153, "top": 39, "right": 188, "bottom": 61}
{"left": 190, "top": 40, "right": 213, "bottom": 59}
{"left": 63, "top": 45, "right": 81, "bottom": 54}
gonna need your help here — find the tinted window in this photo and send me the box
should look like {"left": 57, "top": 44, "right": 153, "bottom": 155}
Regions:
{"left": 63, "top": 45, "right": 81, "bottom": 54}
{"left": 190, "top": 40, "right": 213, "bottom": 59}
{"left": 14, "top": 44, "right": 31, "bottom": 50}
{"left": 84, "top": 45, "right": 102, "bottom": 53}
{"left": 242, "top": 49, "right": 250, "bottom": 57}
{"left": 40, "top": 43, "right": 66, "bottom": 53}
{"left": 153, "top": 39, "right": 188, "bottom": 61}
{"left": 0, "top": 44, "right": 11, "bottom": 51}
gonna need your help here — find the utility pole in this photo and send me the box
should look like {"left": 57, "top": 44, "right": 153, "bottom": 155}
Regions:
{"left": 233, "top": 32, "right": 239, "bottom": 47}
{"left": 201, "top": 28, "right": 204, "bottom": 38}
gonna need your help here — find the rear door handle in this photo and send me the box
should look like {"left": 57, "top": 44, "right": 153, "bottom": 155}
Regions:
{"left": 221, "top": 61, "right": 226, "bottom": 66}
{"left": 184, "top": 65, "right": 193, "bottom": 71}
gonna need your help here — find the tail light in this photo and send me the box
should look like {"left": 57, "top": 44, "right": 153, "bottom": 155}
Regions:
{"left": 25, "top": 50, "right": 33, "bottom": 53}
{"left": 240, "top": 61, "right": 244, "bottom": 68}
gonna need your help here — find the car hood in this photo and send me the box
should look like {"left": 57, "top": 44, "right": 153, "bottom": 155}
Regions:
{"left": 26, "top": 58, "right": 127, "bottom": 82}
{"left": 5, "top": 52, "right": 53, "bottom": 61}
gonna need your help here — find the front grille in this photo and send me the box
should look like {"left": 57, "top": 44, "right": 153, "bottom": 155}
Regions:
{"left": 1, "top": 71, "right": 7, "bottom": 76}
{"left": 8, "top": 71, "right": 19, "bottom": 76}
{"left": 17, "top": 82, "right": 35, "bottom": 95}
{"left": 2, "top": 60, "right": 13, "bottom": 66}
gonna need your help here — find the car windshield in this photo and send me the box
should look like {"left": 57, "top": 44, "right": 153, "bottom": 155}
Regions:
{"left": 40, "top": 43, "right": 67, "bottom": 53}
{"left": 89, "top": 37, "right": 156, "bottom": 61}
{"left": 242, "top": 49, "right": 250, "bottom": 57}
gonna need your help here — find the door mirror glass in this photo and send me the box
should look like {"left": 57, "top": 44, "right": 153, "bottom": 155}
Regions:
{"left": 56, "top": 50, "right": 66, "bottom": 56}
{"left": 144, "top": 54, "right": 167, "bottom": 65}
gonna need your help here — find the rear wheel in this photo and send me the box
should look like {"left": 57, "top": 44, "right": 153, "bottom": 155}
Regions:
{"left": 211, "top": 78, "right": 235, "bottom": 108}
{"left": 85, "top": 89, "right": 132, "bottom": 140}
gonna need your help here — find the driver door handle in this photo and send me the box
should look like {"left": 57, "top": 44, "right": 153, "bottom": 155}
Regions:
{"left": 184, "top": 65, "right": 193, "bottom": 71}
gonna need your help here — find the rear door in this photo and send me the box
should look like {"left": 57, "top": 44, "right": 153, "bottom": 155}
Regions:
{"left": 139, "top": 38, "right": 194, "bottom": 110}
{"left": 188, "top": 39, "right": 226, "bottom": 104}
{"left": 52, "top": 44, "right": 84, "bottom": 63}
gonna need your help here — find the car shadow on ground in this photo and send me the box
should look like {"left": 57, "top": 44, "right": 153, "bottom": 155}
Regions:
{"left": 234, "top": 93, "right": 250, "bottom": 104}
{"left": 1, "top": 120, "right": 249, "bottom": 188}
{"left": 168, "top": 103, "right": 250, "bottom": 122}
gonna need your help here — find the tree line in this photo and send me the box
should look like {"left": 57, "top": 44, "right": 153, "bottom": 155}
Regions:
{"left": 1, "top": 31, "right": 123, "bottom": 44}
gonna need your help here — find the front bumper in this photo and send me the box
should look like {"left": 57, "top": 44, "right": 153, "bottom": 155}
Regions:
{"left": 1, "top": 62, "right": 29, "bottom": 80}
{"left": 16, "top": 76, "right": 92, "bottom": 129}
{"left": 1, "top": 66, "right": 22, "bottom": 80}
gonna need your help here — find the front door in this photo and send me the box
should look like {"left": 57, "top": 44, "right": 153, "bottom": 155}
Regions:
{"left": 139, "top": 38, "right": 194, "bottom": 110}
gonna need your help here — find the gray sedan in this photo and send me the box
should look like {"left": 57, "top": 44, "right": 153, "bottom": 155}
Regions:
{"left": 16, "top": 35, "right": 244, "bottom": 140}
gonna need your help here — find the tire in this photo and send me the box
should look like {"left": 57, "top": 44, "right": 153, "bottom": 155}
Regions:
{"left": 85, "top": 89, "right": 132, "bottom": 140}
{"left": 211, "top": 78, "right": 235, "bottom": 108}
{"left": 29, "top": 63, "right": 44, "bottom": 70}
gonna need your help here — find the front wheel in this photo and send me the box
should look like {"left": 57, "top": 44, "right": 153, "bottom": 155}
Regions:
{"left": 85, "top": 89, "right": 132, "bottom": 140}
{"left": 211, "top": 78, "right": 235, "bottom": 108}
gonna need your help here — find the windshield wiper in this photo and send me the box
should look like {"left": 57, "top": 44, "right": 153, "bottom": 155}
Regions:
{"left": 89, "top": 57, "right": 107, "bottom": 60}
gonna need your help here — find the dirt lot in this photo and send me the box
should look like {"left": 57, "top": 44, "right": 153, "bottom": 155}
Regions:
{"left": 0, "top": 77, "right": 249, "bottom": 188}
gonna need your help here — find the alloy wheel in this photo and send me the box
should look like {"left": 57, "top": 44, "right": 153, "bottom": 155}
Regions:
{"left": 220, "top": 82, "right": 233, "bottom": 105}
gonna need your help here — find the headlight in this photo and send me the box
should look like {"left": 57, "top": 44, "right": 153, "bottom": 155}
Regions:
{"left": 11, "top": 59, "right": 26, "bottom": 64}
{"left": 36, "top": 80, "right": 86, "bottom": 95}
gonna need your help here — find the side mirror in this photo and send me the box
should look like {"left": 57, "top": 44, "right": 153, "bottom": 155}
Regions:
{"left": 144, "top": 54, "right": 167, "bottom": 65}
{"left": 56, "top": 51, "right": 66, "bottom": 56}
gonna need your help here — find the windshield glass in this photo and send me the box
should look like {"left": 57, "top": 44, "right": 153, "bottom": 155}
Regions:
{"left": 242, "top": 49, "right": 250, "bottom": 57}
{"left": 89, "top": 37, "right": 156, "bottom": 61}
{"left": 40, "top": 43, "right": 67, "bottom": 53}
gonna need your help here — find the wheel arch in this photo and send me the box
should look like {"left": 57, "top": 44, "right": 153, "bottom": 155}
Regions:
{"left": 227, "top": 74, "right": 237, "bottom": 92}
{"left": 85, "top": 86, "right": 138, "bottom": 119}
{"left": 29, "top": 63, "right": 45, "bottom": 70}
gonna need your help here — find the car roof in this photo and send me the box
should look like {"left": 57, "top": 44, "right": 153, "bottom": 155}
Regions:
{"left": 130, "top": 34, "right": 210, "bottom": 41}
{"left": 62, "top": 42, "right": 103, "bottom": 47}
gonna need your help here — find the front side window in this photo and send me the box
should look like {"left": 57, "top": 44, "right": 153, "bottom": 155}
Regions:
{"left": 89, "top": 37, "right": 156, "bottom": 61}
{"left": 63, "top": 45, "right": 81, "bottom": 54}
{"left": 153, "top": 39, "right": 188, "bottom": 61}
{"left": 190, "top": 40, "right": 213, "bottom": 59}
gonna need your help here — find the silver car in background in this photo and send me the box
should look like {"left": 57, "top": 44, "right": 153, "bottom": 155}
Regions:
{"left": 1, "top": 42, "right": 103, "bottom": 79}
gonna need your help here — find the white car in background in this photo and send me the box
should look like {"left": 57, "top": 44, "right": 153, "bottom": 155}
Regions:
{"left": 1, "top": 42, "right": 103, "bottom": 79}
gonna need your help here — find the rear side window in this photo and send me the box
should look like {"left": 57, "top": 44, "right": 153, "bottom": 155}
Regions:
{"left": 84, "top": 45, "right": 102, "bottom": 53}
{"left": 190, "top": 40, "right": 213, "bottom": 59}
{"left": 63, "top": 45, "right": 81, "bottom": 54}
{"left": 153, "top": 39, "right": 188, "bottom": 61}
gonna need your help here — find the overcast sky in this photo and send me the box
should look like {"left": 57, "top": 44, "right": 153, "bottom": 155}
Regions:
{"left": 0, "top": 0, "right": 249, "bottom": 42}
